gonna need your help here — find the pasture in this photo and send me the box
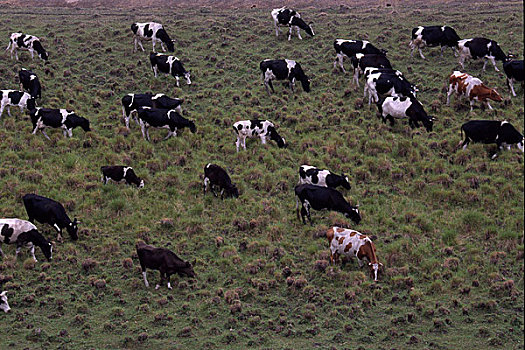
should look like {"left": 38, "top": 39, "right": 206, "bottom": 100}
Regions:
{"left": 0, "top": 1, "right": 523, "bottom": 349}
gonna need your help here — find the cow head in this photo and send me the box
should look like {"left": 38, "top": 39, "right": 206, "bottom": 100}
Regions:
{"left": 26, "top": 98, "right": 36, "bottom": 113}
{"left": 518, "top": 138, "right": 524, "bottom": 153}
{"left": 422, "top": 116, "right": 434, "bottom": 132}
{"left": 67, "top": 219, "right": 79, "bottom": 240}
{"left": 80, "top": 118, "right": 91, "bottom": 132}
{"left": 226, "top": 184, "right": 239, "bottom": 198}
{"left": 489, "top": 89, "right": 503, "bottom": 102}
{"left": 41, "top": 241, "right": 53, "bottom": 261}
{"left": 180, "top": 260, "right": 196, "bottom": 278}
{"left": 0, "top": 291, "right": 10, "bottom": 313}
{"left": 341, "top": 175, "right": 351, "bottom": 190}
{"left": 379, "top": 48, "right": 388, "bottom": 55}
{"left": 345, "top": 205, "right": 361, "bottom": 224}
{"left": 300, "top": 78, "right": 311, "bottom": 93}
{"left": 138, "top": 179, "right": 145, "bottom": 188}
{"left": 184, "top": 71, "right": 192, "bottom": 85}
{"left": 369, "top": 262, "right": 383, "bottom": 282}
{"left": 189, "top": 120, "right": 197, "bottom": 133}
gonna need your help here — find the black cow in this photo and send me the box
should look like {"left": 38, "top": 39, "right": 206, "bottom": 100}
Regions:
{"left": 203, "top": 163, "right": 239, "bottom": 199}
{"left": 101, "top": 166, "right": 144, "bottom": 188}
{"left": 294, "top": 184, "right": 361, "bottom": 225}
{"left": 334, "top": 39, "right": 387, "bottom": 73}
{"left": 6, "top": 33, "right": 48, "bottom": 61}
{"left": 121, "top": 93, "right": 183, "bottom": 129}
{"left": 458, "top": 37, "right": 508, "bottom": 72}
{"left": 260, "top": 59, "right": 310, "bottom": 95}
{"left": 232, "top": 119, "right": 286, "bottom": 152}
{"left": 377, "top": 96, "right": 434, "bottom": 132}
{"left": 350, "top": 53, "right": 392, "bottom": 86}
{"left": 459, "top": 120, "right": 524, "bottom": 159}
{"left": 364, "top": 68, "right": 417, "bottom": 105}
{"left": 503, "top": 60, "right": 524, "bottom": 97}
{"left": 271, "top": 7, "right": 314, "bottom": 40}
{"left": 409, "top": 25, "right": 461, "bottom": 59}
{"left": 298, "top": 165, "right": 351, "bottom": 190}
{"left": 29, "top": 108, "right": 90, "bottom": 140}
{"left": 131, "top": 22, "right": 174, "bottom": 53}
{"left": 22, "top": 194, "right": 79, "bottom": 241}
{"left": 19, "top": 68, "right": 42, "bottom": 99}
{"left": 0, "top": 218, "right": 53, "bottom": 262}
{"left": 0, "top": 90, "right": 36, "bottom": 119}
{"left": 149, "top": 53, "right": 191, "bottom": 87}
{"left": 136, "top": 242, "right": 196, "bottom": 290}
{"left": 137, "top": 107, "right": 196, "bottom": 141}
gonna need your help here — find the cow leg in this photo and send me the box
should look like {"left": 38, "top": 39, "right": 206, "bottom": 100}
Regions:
{"left": 488, "top": 57, "right": 499, "bottom": 72}
{"left": 486, "top": 101, "right": 493, "bottom": 110}
{"left": 452, "top": 46, "right": 459, "bottom": 57}
{"left": 235, "top": 136, "right": 241, "bottom": 152}
{"left": 440, "top": 46, "right": 445, "bottom": 57}
{"left": 156, "top": 271, "right": 165, "bottom": 290}
{"left": 146, "top": 128, "right": 151, "bottom": 141}
{"left": 418, "top": 48, "right": 426, "bottom": 60}
{"left": 29, "top": 244, "right": 37, "bottom": 262}
{"left": 68, "top": 128, "right": 74, "bottom": 138}
{"left": 296, "top": 27, "right": 302, "bottom": 40}
{"left": 122, "top": 106, "right": 130, "bottom": 129}
{"left": 152, "top": 66, "right": 158, "bottom": 77}
{"left": 446, "top": 85, "right": 454, "bottom": 105}
{"left": 288, "top": 26, "right": 293, "bottom": 41}
{"left": 335, "top": 54, "right": 346, "bottom": 73}
{"left": 357, "top": 258, "right": 364, "bottom": 268}
{"left": 142, "top": 270, "right": 149, "bottom": 287}
{"left": 289, "top": 78, "right": 296, "bottom": 93}
{"left": 0, "top": 104, "right": 4, "bottom": 118}
{"left": 6, "top": 106, "right": 11, "bottom": 117}
{"left": 267, "top": 80, "right": 275, "bottom": 94}
{"left": 469, "top": 100, "right": 475, "bottom": 112}
{"left": 166, "top": 274, "right": 172, "bottom": 289}
{"left": 41, "top": 130, "right": 51, "bottom": 141}
{"left": 300, "top": 206, "right": 308, "bottom": 224}
{"left": 138, "top": 40, "right": 145, "bottom": 52}
{"left": 260, "top": 135, "right": 267, "bottom": 145}
{"left": 507, "top": 78, "right": 517, "bottom": 97}
{"left": 151, "top": 41, "right": 156, "bottom": 53}
{"left": 160, "top": 42, "right": 166, "bottom": 52}
{"left": 353, "top": 69, "right": 360, "bottom": 87}
{"left": 274, "top": 21, "right": 280, "bottom": 37}
{"left": 482, "top": 59, "right": 488, "bottom": 72}
{"left": 163, "top": 131, "right": 174, "bottom": 140}
{"left": 0, "top": 244, "right": 4, "bottom": 258}
{"left": 140, "top": 123, "right": 147, "bottom": 141}
{"left": 458, "top": 55, "right": 466, "bottom": 70}
{"left": 175, "top": 76, "right": 180, "bottom": 87}
{"left": 220, "top": 188, "right": 225, "bottom": 200}
{"left": 203, "top": 177, "right": 209, "bottom": 195}
{"left": 242, "top": 136, "right": 247, "bottom": 150}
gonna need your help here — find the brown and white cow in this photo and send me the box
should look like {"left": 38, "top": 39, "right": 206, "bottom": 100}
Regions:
{"left": 446, "top": 71, "right": 502, "bottom": 111}
{"left": 326, "top": 226, "right": 382, "bottom": 281}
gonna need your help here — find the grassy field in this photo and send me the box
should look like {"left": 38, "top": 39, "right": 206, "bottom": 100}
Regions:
{"left": 0, "top": 1, "right": 523, "bottom": 349}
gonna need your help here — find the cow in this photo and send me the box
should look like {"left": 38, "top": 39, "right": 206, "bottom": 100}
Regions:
{"left": 149, "top": 53, "right": 191, "bottom": 87}
{"left": 271, "top": 7, "right": 314, "bottom": 41}
{"left": 136, "top": 242, "right": 196, "bottom": 290}
{"left": 29, "top": 108, "right": 90, "bottom": 140}
{"left": 333, "top": 39, "right": 387, "bottom": 73}
{"left": 22, "top": 194, "right": 79, "bottom": 241}
{"left": 0, "top": 291, "right": 10, "bottom": 313}
{"left": 0, "top": 90, "right": 36, "bottom": 119}
{"left": 325, "top": 227, "right": 383, "bottom": 281}
{"left": 458, "top": 120, "right": 524, "bottom": 159}
{"left": 458, "top": 37, "right": 508, "bottom": 72}
{"left": 409, "top": 25, "right": 461, "bottom": 59}
{"left": 377, "top": 96, "right": 434, "bottom": 132}
{"left": 101, "top": 166, "right": 144, "bottom": 188}
{"left": 298, "top": 165, "right": 351, "bottom": 190}
{"left": 131, "top": 22, "right": 175, "bottom": 53}
{"left": 446, "top": 71, "right": 502, "bottom": 111}
{"left": 0, "top": 219, "right": 53, "bottom": 262}
{"left": 364, "top": 68, "right": 417, "bottom": 105}
{"left": 294, "top": 184, "right": 361, "bottom": 225}
{"left": 136, "top": 107, "right": 196, "bottom": 141}
{"left": 203, "top": 163, "right": 239, "bottom": 199}
{"left": 350, "top": 53, "right": 392, "bottom": 86}
{"left": 503, "top": 59, "right": 524, "bottom": 97}
{"left": 260, "top": 59, "right": 310, "bottom": 95}
{"left": 232, "top": 119, "right": 286, "bottom": 152}
{"left": 121, "top": 93, "right": 183, "bottom": 129}
{"left": 6, "top": 33, "right": 48, "bottom": 61}
{"left": 19, "top": 68, "right": 42, "bottom": 99}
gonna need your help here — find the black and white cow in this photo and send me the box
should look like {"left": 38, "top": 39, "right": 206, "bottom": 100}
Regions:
{"left": 294, "top": 184, "right": 361, "bottom": 225}
{"left": 0, "top": 291, "right": 10, "bottom": 313}
{"left": 350, "top": 53, "right": 392, "bottom": 86}
{"left": 409, "top": 25, "right": 461, "bottom": 59}
{"left": 503, "top": 59, "right": 524, "bottom": 97}
{"left": 203, "top": 163, "right": 239, "bottom": 199}
{"left": 364, "top": 68, "right": 417, "bottom": 105}
{"left": 121, "top": 93, "right": 183, "bottom": 129}
{"left": 0, "top": 90, "right": 36, "bottom": 119}
{"left": 137, "top": 107, "right": 196, "bottom": 141}
{"left": 19, "top": 68, "right": 42, "bottom": 99}
{"left": 377, "top": 96, "right": 434, "bottom": 132}
{"left": 29, "top": 108, "right": 90, "bottom": 140}
{"left": 101, "top": 166, "right": 144, "bottom": 188}
{"left": 458, "top": 37, "right": 508, "bottom": 72}
{"left": 260, "top": 59, "right": 310, "bottom": 95}
{"left": 149, "top": 53, "right": 191, "bottom": 87}
{"left": 271, "top": 7, "right": 314, "bottom": 41}
{"left": 459, "top": 120, "right": 524, "bottom": 159}
{"left": 0, "top": 218, "right": 53, "bottom": 262}
{"left": 298, "top": 165, "right": 351, "bottom": 190}
{"left": 22, "top": 194, "right": 79, "bottom": 241}
{"left": 334, "top": 39, "right": 387, "bottom": 73}
{"left": 131, "top": 22, "right": 175, "bottom": 53}
{"left": 232, "top": 119, "right": 286, "bottom": 152}
{"left": 6, "top": 33, "right": 48, "bottom": 61}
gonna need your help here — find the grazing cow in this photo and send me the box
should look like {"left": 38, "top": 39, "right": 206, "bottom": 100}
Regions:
{"left": 260, "top": 59, "right": 310, "bottom": 95}
{"left": 22, "top": 194, "right": 79, "bottom": 241}
{"left": 203, "top": 163, "right": 239, "bottom": 199}
{"left": 503, "top": 60, "right": 524, "bottom": 97}
{"left": 350, "top": 53, "right": 392, "bottom": 86}
{"left": 121, "top": 93, "right": 182, "bottom": 129}
{"left": 136, "top": 242, "right": 196, "bottom": 290}
{"left": 298, "top": 165, "right": 351, "bottom": 190}
{"left": 364, "top": 68, "right": 417, "bottom": 105}
{"left": 232, "top": 119, "right": 286, "bottom": 152}
{"left": 334, "top": 39, "right": 387, "bottom": 73}
{"left": 409, "top": 25, "right": 461, "bottom": 59}
{"left": 149, "top": 53, "right": 191, "bottom": 87}
{"left": 101, "top": 166, "right": 144, "bottom": 188}
{"left": 29, "top": 108, "right": 90, "bottom": 140}
{"left": 458, "top": 38, "right": 508, "bottom": 72}
{"left": 459, "top": 120, "right": 524, "bottom": 159}
{"left": 0, "top": 90, "right": 36, "bottom": 119}
{"left": 446, "top": 71, "right": 502, "bottom": 111}
{"left": 0, "top": 219, "right": 52, "bottom": 262}
{"left": 0, "top": 291, "right": 10, "bottom": 313}
{"left": 377, "top": 96, "right": 434, "bottom": 132}
{"left": 6, "top": 33, "right": 48, "bottom": 61}
{"left": 271, "top": 7, "right": 314, "bottom": 41}
{"left": 19, "top": 68, "right": 41, "bottom": 99}
{"left": 137, "top": 107, "right": 196, "bottom": 141}
{"left": 294, "top": 184, "right": 361, "bottom": 225}
{"left": 131, "top": 22, "right": 175, "bottom": 53}
{"left": 325, "top": 227, "right": 383, "bottom": 281}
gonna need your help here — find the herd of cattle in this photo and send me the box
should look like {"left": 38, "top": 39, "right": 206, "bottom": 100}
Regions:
{"left": 0, "top": 6, "right": 524, "bottom": 310}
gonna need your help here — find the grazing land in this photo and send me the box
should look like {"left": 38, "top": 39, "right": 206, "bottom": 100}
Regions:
{"left": 0, "top": 1, "right": 523, "bottom": 349}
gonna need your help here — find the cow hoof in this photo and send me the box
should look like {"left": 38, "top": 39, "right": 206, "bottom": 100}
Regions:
{"left": 155, "top": 285, "right": 160, "bottom": 290}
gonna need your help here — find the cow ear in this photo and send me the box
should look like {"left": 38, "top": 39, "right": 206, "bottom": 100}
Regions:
{"left": 191, "top": 259, "right": 196, "bottom": 266}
